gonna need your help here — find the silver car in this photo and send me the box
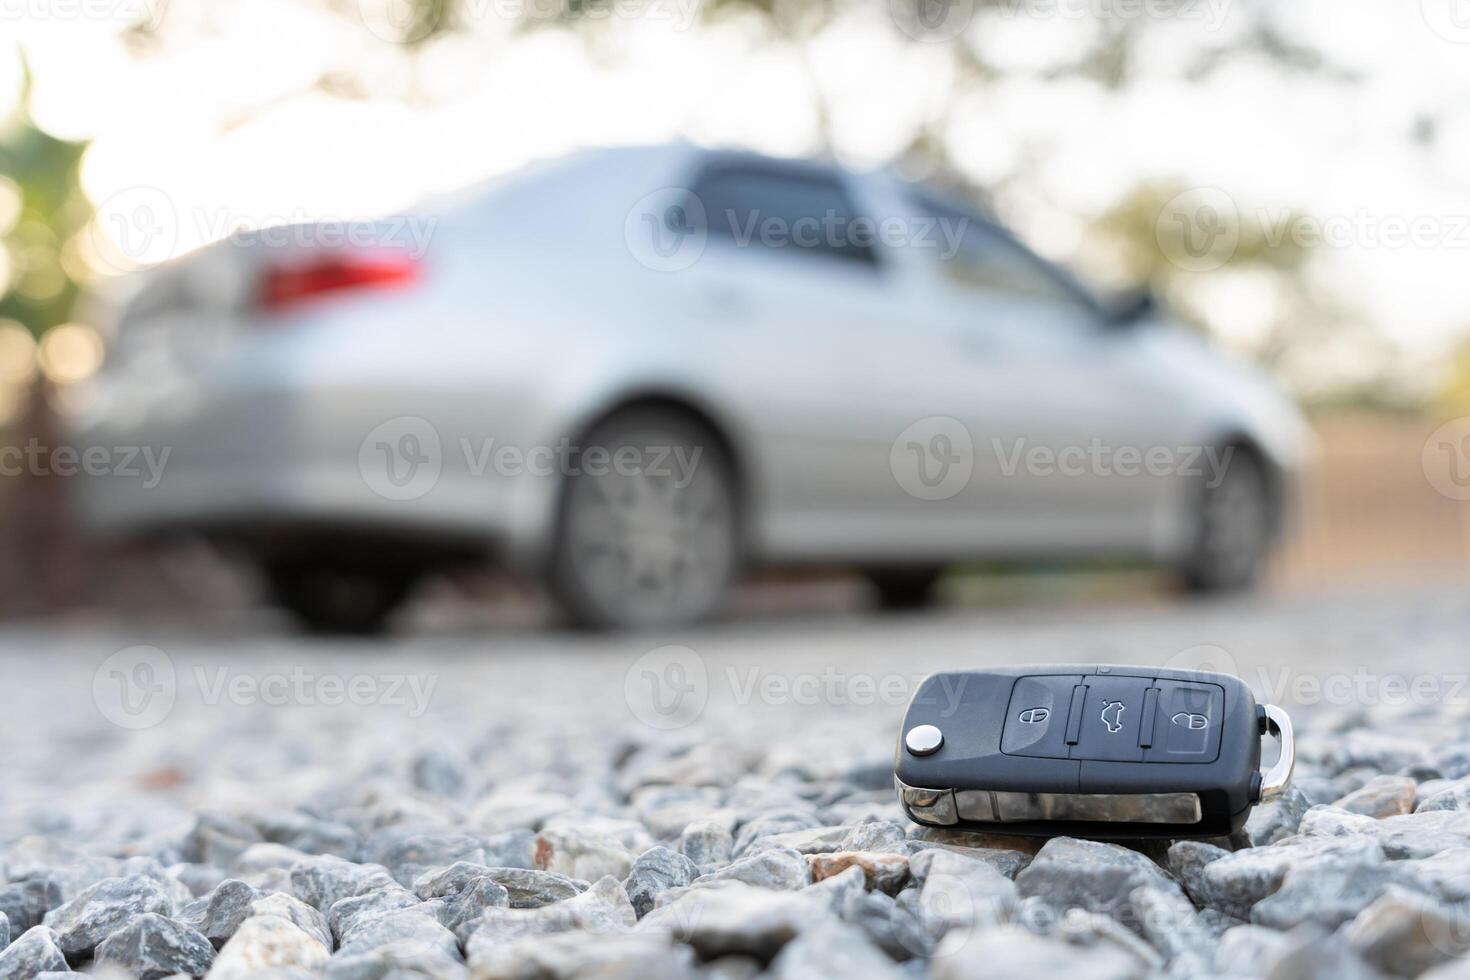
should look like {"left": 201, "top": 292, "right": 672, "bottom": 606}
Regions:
{"left": 70, "top": 144, "right": 1311, "bottom": 632}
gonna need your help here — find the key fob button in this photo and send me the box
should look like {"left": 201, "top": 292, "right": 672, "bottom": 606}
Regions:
{"left": 1072, "top": 675, "right": 1150, "bottom": 762}
{"left": 905, "top": 724, "right": 944, "bottom": 756}
{"left": 1144, "top": 681, "right": 1225, "bottom": 763}
{"left": 1000, "top": 674, "right": 1082, "bottom": 758}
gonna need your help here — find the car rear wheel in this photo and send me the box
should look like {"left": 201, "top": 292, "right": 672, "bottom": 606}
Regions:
{"left": 548, "top": 410, "right": 738, "bottom": 630}
{"left": 264, "top": 561, "right": 418, "bottom": 635}
{"left": 864, "top": 567, "right": 943, "bottom": 611}
{"left": 1179, "top": 447, "right": 1273, "bottom": 593}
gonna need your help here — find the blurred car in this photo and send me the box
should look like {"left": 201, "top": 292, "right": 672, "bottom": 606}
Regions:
{"left": 68, "top": 144, "right": 1312, "bottom": 632}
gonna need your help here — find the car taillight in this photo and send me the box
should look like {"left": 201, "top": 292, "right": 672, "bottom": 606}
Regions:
{"left": 259, "top": 253, "right": 420, "bottom": 312}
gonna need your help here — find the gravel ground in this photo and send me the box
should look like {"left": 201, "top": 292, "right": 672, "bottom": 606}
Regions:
{"left": 2, "top": 581, "right": 1470, "bottom": 979}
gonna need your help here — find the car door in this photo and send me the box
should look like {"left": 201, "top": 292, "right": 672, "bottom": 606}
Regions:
{"left": 672, "top": 156, "right": 917, "bottom": 560}
{"left": 888, "top": 188, "right": 1188, "bottom": 558}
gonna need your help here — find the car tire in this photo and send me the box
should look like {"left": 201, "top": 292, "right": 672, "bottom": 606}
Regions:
{"left": 548, "top": 409, "right": 739, "bottom": 630}
{"left": 865, "top": 567, "right": 943, "bottom": 611}
{"left": 1179, "top": 447, "right": 1273, "bottom": 594}
{"left": 264, "top": 561, "right": 418, "bottom": 635}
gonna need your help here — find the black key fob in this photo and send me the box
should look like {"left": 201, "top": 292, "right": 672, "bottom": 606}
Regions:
{"left": 894, "top": 665, "right": 1293, "bottom": 839}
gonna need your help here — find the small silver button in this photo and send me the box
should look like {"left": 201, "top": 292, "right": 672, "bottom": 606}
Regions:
{"left": 906, "top": 724, "right": 944, "bottom": 756}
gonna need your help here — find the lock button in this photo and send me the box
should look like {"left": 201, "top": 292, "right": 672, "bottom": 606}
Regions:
{"left": 1143, "top": 681, "right": 1225, "bottom": 763}
{"left": 1000, "top": 674, "right": 1082, "bottom": 759}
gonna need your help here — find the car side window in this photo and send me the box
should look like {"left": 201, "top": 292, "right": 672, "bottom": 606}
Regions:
{"left": 915, "top": 191, "right": 1094, "bottom": 311}
{"left": 693, "top": 163, "right": 878, "bottom": 270}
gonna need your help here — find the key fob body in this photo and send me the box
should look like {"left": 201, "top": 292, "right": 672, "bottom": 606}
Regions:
{"left": 895, "top": 665, "right": 1293, "bottom": 839}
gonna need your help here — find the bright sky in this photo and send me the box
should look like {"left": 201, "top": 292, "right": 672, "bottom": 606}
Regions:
{"left": 5, "top": 0, "right": 1470, "bottom": 392}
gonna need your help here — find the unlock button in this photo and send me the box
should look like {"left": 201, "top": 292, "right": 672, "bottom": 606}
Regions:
{"left": 1000, "top": 674, "right": 1081, "bottom": 759}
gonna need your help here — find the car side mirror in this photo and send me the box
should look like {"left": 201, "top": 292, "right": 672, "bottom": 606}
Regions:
{"left": 1105, "top": 288, "right": 1156, "bottom": 329}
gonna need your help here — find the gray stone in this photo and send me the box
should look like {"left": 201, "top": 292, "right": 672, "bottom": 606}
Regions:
{"left": 634, "top": 881, "right": 830, "bottom": 961}
{"left": 1417, "top": 776, "right": 1470, "bottom": 812}
{"left": 429, "top": 875, "right": 510, "bottom": 937}
{"left": 369, "top": 833, "right": 500, "bottom": 888}
{"left": 0, "top": 878, "right": 63, "bottom": 935}
{"left": 468, "top": 931, "right": 698, "bottom": 980}
{"left": 839, "top": 820, "right": 908, "bottom": 854}
{"left": 208, "top": 913, "right": 330, "bottom": 979}
{"left": 183, "top": 814, "right": 263, "bottom": 869}
{"left": 731, "top": 812, "right": 822, "bottom": 857}
{"left": 1376, "top": 810, "right": 1470, "bottom": 859}
{"left": 1343, "top": 886, "right": 1469, "bottom": 975}
{"left": 1246, "top": 785, "right": 1311, "bottom": 844}
{"left": 532, "top": 827, "right": 634, "bottom": 883}
{"left": 906, "top": 841, "right": 1033, "bottom": 879}
{"left": 94, "top": 911, "right": 215, "bottom": 980}
{"left": 1130, "top": 884, "right": 1216, "bottom": 971}
{"left": 1213, "top": 924, "right": 1295, "bottom": 977}
{"left": 1256, "top": 927, "right": 1389, "bottom": 980}
{"left": 291, "top": 855, "right": 397, "bottom": 912}
{"left": 254, "top": 812, "right": 362, "bottom": 859}
{"left": 325, "top": 945, "right": 468, "bottom": 980}
{"left": 768, "top": 918, "right": 907, "bottom": 980}
{"left": 464, "top": 875, "right": 634, "bottom": 954}
{"left": 806, "top": 851, "right": 908, "bottom": 895}
{"left": 236, "top": 843, "right": 313, "bottom": 875}
{"left": 334, "top": 906, "right": 460, "bottom": 961}
{"left": 740, "top": 826, "right": 850, "bottom": 856}
{"left": 677, "top": 821, "right": 733, "bottom": 872}
{"left": 693, "top": 847, "right": 809, "bottom": 891}
{"left": 1167, "top": 840, "right": 1230, "bottom": 907}
{"left": 1317, "top": 731, "right": 1431, "bottom": 776}
{"left": 1252, "top": 861, "right": 1426, "bottom": 930}
{"left": 1014, "top": 837, "right": 1179, "bottom": 918}
{"left": 930, "top": 924, "right": 1144, "bottom": 979}
{"left": 909, "top": 848, "right": 1019, "bottom": 923}
{"left": 251, "top": 892, "right": 334, "bottom": 951}
{"left": 42, "top": 874, "right": 173, "bottom": 957}
{"left": 437, "top": 868, "right": 585, "bottom": 909}
{"left": 1193, "top": 835, "right": 1385, "bottom": 919}
{"left": 183, "top": 879, "right": 262, "bottom": 948}
{"left": 327, "top": 885, "right": 421, "bottom": 946}
{"left": 1335, "top": 775, "right": 1419, "bottom": 818}
{"left": 411, "top": 744, "right": 473, "bottom": 799}
{"left": 623, "top": 846, "right": 698, "bottom": 918}
{"left": 0, "top": 925, "right": 69, "bottom": 978}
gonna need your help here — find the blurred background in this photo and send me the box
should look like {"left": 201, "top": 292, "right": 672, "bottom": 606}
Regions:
{"left": 3, "top": 0, "right": 1470, "bottom": 626}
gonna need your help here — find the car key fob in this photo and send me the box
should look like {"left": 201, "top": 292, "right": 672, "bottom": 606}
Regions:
{"left": 894, "top": 664, "right": 1293, "bottom": 839}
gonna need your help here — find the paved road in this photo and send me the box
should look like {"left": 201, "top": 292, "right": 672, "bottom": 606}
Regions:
{"left": 1, "top": 578, "right": 1466, "bottom": 829}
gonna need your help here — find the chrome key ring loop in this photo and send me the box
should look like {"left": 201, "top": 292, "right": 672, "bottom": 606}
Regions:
{"left": 1258, "top": 703, "right": 1295, "bottom": 802}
